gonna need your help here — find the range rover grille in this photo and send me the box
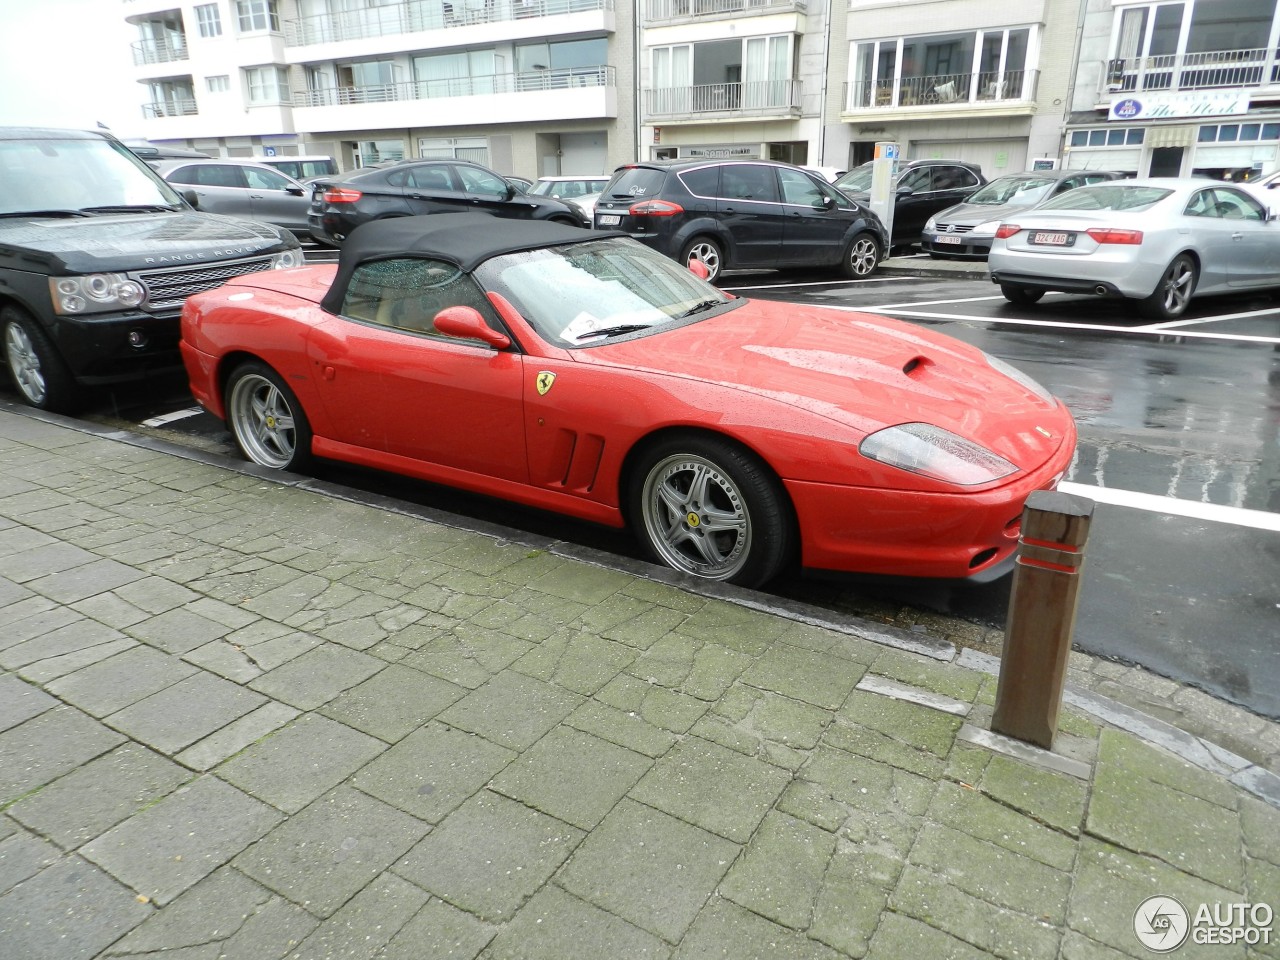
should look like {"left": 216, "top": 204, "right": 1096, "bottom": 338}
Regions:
{"left": 136, "top": 256, "right": 278, "bottom": 311}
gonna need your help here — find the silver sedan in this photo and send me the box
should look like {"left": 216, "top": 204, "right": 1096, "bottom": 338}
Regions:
{"left": 987, "top": 178, "right": 1280, "bottom": 318}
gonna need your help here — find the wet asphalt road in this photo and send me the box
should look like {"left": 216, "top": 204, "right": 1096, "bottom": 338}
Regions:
{"left": 10, "top": 252, "right": 1277, "bottom": 718}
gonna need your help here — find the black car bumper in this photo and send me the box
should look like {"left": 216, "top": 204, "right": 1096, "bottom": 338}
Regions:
{"left": 45, "top": 310, "right": 185, "bottom": 385}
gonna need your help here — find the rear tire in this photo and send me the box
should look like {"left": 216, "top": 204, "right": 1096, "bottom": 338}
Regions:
{"left": 681, "top": 237, "right": 724, "bottom": 283}
{"left": 1137, "top": 253, "right": 1197, "bottom": 319}
{"left": 225, "top": 360, "right": 313, "bottom": 472}
{"left": 999, "top": 283, "right": 1045, "bottom": 306}
{"left": 841, "top": 232, "right": 881, "bottom": 278}
{"left": 2, "top": 306, "right": 80, "bottom": 413}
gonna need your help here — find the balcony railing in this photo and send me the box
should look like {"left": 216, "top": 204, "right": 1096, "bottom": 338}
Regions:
{"left": 844, "top": 69, "right": 1034, "bottom": 111}
{"left": 645, "top": 0, "right": 805, "bottom": 20}
{"left": 294, "top": 65, "right": 614, "bottom": 107}
{"left": 131, "top": 36, "right": 188, "bottom": 66}
{"left": 1100, "top": 47, "right": 1280, "bottom": 98}
{"left": 645, "top": 79, "right": 801, "bottom": 118}
{"left": 284, "top": 0, "right": 609, "bottom": 46}
{"left": 142, "top": 98, "right": 198, "bottom": 118}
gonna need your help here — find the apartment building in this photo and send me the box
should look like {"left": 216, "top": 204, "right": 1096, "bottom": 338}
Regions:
{"left": 123, "top": 0, "right": 636, "bottom": 178}
{"left": 1065, "top": 0, "right": 1280, "bottom": 179}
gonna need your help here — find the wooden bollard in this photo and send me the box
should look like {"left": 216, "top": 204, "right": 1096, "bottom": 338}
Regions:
{"left": 991, "top": 489, "right": 1095, "bottom": 750}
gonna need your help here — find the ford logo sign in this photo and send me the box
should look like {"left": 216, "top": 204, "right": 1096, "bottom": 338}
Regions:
{"left": 1114, "top": 98, "right": 1142, "bottom": 118}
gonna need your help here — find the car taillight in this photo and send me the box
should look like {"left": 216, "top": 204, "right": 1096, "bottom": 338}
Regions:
{"left": 629, "top": 199, "right": 684, "bottom": 217}
{"left": 1085, "top": 228, "right": 1143, "bottom": 244}
{"left": 322, "top": 187, "right": 363, "bottom": 203}
{"left": 994, "top": 224, "right": 1021, "bottom": 239}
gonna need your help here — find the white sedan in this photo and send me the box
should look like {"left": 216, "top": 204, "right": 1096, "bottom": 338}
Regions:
{"left": 987, "top": 178, "right": 1280, "bottom": 319}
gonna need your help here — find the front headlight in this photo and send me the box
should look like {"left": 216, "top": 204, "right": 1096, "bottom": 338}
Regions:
{"left": 270, "top": 248, "right": 303, "bottom": 269}
{"left": 924, "top": 216, "right": 937, "bottom": 232}
{"left": 49, "top": 274, "right": 146, "bottom": 316}
{"left": 969, "top": 220, "right": 1001, "bottom": 237}
{"left": 860, "top": 423, "right": 1017, "bottom": 485}
{"left": 984, "top": 353, "right": 1055, "bottom": 402}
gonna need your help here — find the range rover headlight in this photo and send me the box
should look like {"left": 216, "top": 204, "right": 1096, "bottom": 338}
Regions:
{"left": 49, "top": 274, "right": 146, "bottom": 316}
{"left": 860, "top": 423, "right": 1017, "bottom": 485}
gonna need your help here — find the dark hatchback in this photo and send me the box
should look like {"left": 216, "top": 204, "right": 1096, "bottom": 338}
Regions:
{"left": 592, "top": 159, "right": 887, "bottom": 283}
{"left": 308, "top": 159, "right": 582, "bottom": 244}
{"left": 834, "top": 159, "right": 986, "bottom": 250}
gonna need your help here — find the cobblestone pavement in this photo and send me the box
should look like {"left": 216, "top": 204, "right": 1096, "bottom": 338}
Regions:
{"left": 0, "top": 407, "right": 1277, "bottom": 960}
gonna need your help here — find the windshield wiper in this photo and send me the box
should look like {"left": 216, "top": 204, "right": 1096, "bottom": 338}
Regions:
{"left": 574, "top": 323, "right": 653, "bottom": 342}
{"left": 80, "top": 204, "right": 181, "bottom": 214}
{"left": 0, "top": 209, "right": 89, "bottom": 219}
{"left": 674, "top": 298, "right": 723, "bottom": 320}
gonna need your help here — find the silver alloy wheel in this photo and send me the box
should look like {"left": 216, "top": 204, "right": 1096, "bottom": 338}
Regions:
{"left": 640, "top": 452, "right": 752, "bottom": 580}
{"left": 228, "top": 372, "right": 298, "bottom": 469}
{"left": 1158, "top": 257, "right": 1196, "bottom": 316}
{"left": 847, "top": 236, "right": 879, "bottom": 276}
{"left": 4, "top": 321, "right": 46, "bottom": 406}
{"left": 685, "top": 240, "right": 722, "bottom": 281}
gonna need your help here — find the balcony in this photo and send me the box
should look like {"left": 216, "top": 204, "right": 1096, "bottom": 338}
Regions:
{"left": 644, "top": 0, "right": 805, "bottom": 23}
{"left": 843, "top": 69, "right": 1036, "bottom": 114}
{"left": 142, "top": 98, "right": 198, "bottom": 118}
{"left": 645, "top": 79, "right": 801, "bottom": 120}
{"left": 284, "top": 0, "right": 610, "bottom": 46}
{"left": 1098, "top": 48, "right": 1280, "bottom": 100}
{"left": 131, "top": 36, "right": 188, "bottom": 66}
{"left": 296, "top": 64, "right": 612, "bottom": 105}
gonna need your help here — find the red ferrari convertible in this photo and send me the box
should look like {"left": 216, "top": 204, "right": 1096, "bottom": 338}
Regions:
{"left": 181, "top": 214, "right": 1076, "bottom": 587}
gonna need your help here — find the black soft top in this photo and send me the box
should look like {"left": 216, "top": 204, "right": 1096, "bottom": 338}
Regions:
{"left": 321, "top": 213, "right": 617, "bottom": 315}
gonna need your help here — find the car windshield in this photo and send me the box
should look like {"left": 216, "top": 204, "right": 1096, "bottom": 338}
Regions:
{"left": 477, "top": 237, "right": 737, "bottom": 348}
{"left": 834, "top": 164, "right": 875, "bottom": 193}
{"left": 0, "top": 135, "right": 185, "bottom": 216}
{"left": 965, "top": 176, "right": 1056, "bottom": 206}
{"left": 1036, "top": 184, "right": 1172, "bottom": 212}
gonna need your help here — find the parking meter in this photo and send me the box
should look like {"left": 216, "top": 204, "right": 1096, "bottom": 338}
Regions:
{"left": 869, "top": 141, "right": 899, "bottom": 246}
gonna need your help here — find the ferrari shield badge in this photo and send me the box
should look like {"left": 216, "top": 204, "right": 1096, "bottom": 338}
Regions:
{"left": 536, "top": 371, "right": 556, "bottom": 396}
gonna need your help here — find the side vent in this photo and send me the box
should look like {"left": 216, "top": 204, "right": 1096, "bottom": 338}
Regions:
{"left": 902, "top": 356, "right": 932, "bottom": 378}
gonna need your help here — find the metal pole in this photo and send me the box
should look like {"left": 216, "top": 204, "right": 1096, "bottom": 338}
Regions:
{"left": 991, "top": 489, "right": 1095, "bottom": 750}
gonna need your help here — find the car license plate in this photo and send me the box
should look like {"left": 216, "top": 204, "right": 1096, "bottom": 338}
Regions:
{"left": 1030, "top": 232, "right": 1072, "bottom": 246}
{"left": 599, "top": 215, "right": 621, "bottom": 226}
{"left": 934, "top": 235, "right": 961, "bottom": 244}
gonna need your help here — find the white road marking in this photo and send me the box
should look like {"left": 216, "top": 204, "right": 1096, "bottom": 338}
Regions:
{"left": 723, "top": 276, "right": 917, "bottom": 292}
{"left": 140, "top": 407, "right": 204, "bottom": 428}
{"left": 1059, "top": 481, "right": 1280, "bottom": 532}
{"left": 1135, "top": 305, "right": 1280, "bottom": 330}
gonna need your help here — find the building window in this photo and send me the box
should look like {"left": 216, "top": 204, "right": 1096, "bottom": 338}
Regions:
{"left": 195, "top": 4, "right": 222, "bottom": 38}
{"left": 418, "top": 137, "right": 489, "bottom": 165}
{"left": 207, "top": 75, "right": 230, "bottom": 93}
{"left": 1069, "top": 128, "right": 1145, "bottom": 147}
{"left": 245, "top": 66, "right": 290, "bottom": 104}
{"left": 357, "top": 140, "right": 404, "bottom": 166}
{"left": 649, "top": 36, "right": 792, "bottom": 113}
{"left": 236, "top": 0, "right": 280, "bottom": 33}
{"left": 849, "top": 26, "right": 1033, "bottom": 108}
{"left": 413, "top": 51, "right": 498, "bottom": 98}
{"left": 1196, "top": 122, "right": 1280, "bottom": 142}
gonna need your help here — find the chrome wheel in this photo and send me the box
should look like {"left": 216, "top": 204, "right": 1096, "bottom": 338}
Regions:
{"left": 4, "top": 321, "right": 45, "bottom": 406}
{"left": 844, "top": 233, "right": 881, "bottom": 278}
{"left": 1147, "top": 255, "right": 1197, "bottom": 319}
{"left": 227, "top": 368, "right": 305, "bottom": 470}
{"left": 683, "top": 238, "right": 723, "bottom": 283}
{"left": 640, "top": 452, "right": 753, "bottom": 581}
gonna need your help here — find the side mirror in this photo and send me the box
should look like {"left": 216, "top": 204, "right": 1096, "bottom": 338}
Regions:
{"left": 181, "top": 189, "right": 200, "bottom": 209}
{"left": 433, "top": 306, "right": 511, "bottom": 349}
{"left": 286, "top": 186, "right": 305, "bottom": 197}
{"left": 687, "top": 259, "right": 710, "bottom": 281}
{"left": 896, "top": 185, "right": 914, "bottom": 197}
{"left": 504, "top": 184, "right": 516, "bottom": 201}
{"left": 815, "top": 195, "right": 835, "bottom": 209}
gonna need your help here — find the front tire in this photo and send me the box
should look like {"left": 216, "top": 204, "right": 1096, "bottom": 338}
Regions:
{"left": 225, "top": 361, "right": 312, "bottom": 471}
{"left": 841, "top": 232, "right": 881, "bottom": 278}
{"left": 1138, "top": 253, "right": 1197, "bottom": 319}
{"left": 2, "top": 306, "right": 80, "bottom": 413}
{"left": 629, "top": 434, "right": 793, "bottom": 587}
{"left": 681, "top": 237, "right": 724, "bottom": 283}
{"left": 1000, "top": 283, "right": 1045, "bottom": 306}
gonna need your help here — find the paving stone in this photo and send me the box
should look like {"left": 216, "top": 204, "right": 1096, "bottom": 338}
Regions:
{"left": 46, "top": 644, "right": 198, "bottom": 718}
{"left": 106, "top": 671, "right": 267, "bottom": 755}
{"left": 99, "top": 866, "right": 274, "bottom": 955}
{"left": 396, "top": 790, "right": 583, "bottom": 921}
{"left": 0, "top": 541, "right": 99, "bottom": 583}
{"left": 513, "top": 628, "right": 638, "bottom": 695}
{"left": 719, "top": 811, "right": 837, "bottom": 929}
{"left": 774, "top": 620, "right": 881, "bottom": 665}
{"left": 776, "top": 780, "right": 848, "bottom": 833}
{"left": 26, "top": 557, "right": 144, "bottom": 604}
{"left": 0, "top": 671, "right": 56, "bottom": 733}
{"left": 839, "top": 689, "right": 963, "bottom": 758}
{"left": 0, "top": 828, "right": 60, "bottom": 896}
{"left": 739, "top": 643, "right": 866, "bottom": 710}
{"left": 870, "top": 647, "right": 985, "bottom": 703}
{"left": 800, "top": 744, "right": 935, "bottom": 823}
{"left": 126, "top": 606, "right": 236, "bottom": 655}
{"left": 400, "top": 622, "right": 539, "bottom": 688}
{"left": 630, "top": 633, "right": 753, "bottom": 701}
{"left": 226, "top": 621, "right": 322, "bottom": 672}
{"left": 809, "top": 838, "right": 903, "bottom": 957}
{"left": 82, "top": 776, "right": 281, "bottom": 905}
{"left": 597, "top": 673, "right": 711, "bottom": 733}
{"left": 564, "top": 700, "right": 679, "bottom": 759}
{"left": 558, "top": 798, "right": 739, "bottom": 943}
{"left": 480, "top": 884, "right": 670, "bottom": 960}
{"left": 438, "top": 670, "right": 582, "bottom": 751}
{"left": 978, "top": 752, "right": 1090, "bottom": 836}
{"left": 234, "top": 785, "right": 429, "bottom": 919}
{"left": 928, "top": 780, "right": 1077, "bottom": 871}
{"left": 377, "top": 897, "right": 497, "bottom": 960}
{"left": 202, "top": 894, "right": 319, "bottom": 960}
{"left": 1059, "top": 930, "right": 1143, "bottom": 959}
{"left": 111, "top": 575, "right": 200, "bottom": 614}
{"left": 0, "top": 616, "right": 127, "bottom": 671}
{"left": 216, "top": 713, "right": 386, "bottom": 814}
{"left": 1242, "top": 795, "right": 1280, "bottom": 866}
{"left": 673, "top": 897, "right": 843, "bottom": 960}
{"left": 69, "top": 590, "right": 151, "bottom": 628}
{"left": 248, "top": 644, "right": 384, "bottom": 710}
{"left": 866, "top": 911, "right": 997, "bottom": 959}
{"left": 320, "top": 663, "right": 467, "bottom": 742}
{"left": 354, "top": 722, "right": 515, "bottom": 823}
{"left": 526, "top": 561, "right": 631, "bottom": 604}
{"left": 7, "top": 742, "right": 190, "bottom": 850}
{"left": 182, "top": 638, "right": 264, "bottom": 684}
{"left": 630, "top": 736, "right": 790, "bottom": 843}
{"left": 590, "top": 598, "right": 690, "bottom": 650}
{"left": 0, "top": 601, "right": 74, "bottom": 652}
{"left": 676, "top": 599, "right": 792, "bottom": 656}
{"left": 697, "top": 683, "right": 832, "bottom": 763}
{"left": 286, "top": 872, "right": 429, "bottom": 960}
{"left": 0, "top": 705, "right": 125, "bottom": 805}
{"left": 176, "top": 702, "right": 301, "bottom": 772}
{"left": 0, "top": 854, "right": 151, "bottom": 960}
{"left": 18, "top": 636, "right": 138, "bottom": 685}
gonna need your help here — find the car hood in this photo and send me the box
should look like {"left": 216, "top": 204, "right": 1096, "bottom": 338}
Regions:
{"left": 0, "top": 211, "right": 294, "bottom": 274}
{"left": 932, "top": 200, "right": 1033, "bottom": 226}
{"left": 584, "top": 300, "right": 1069, "bottom": 469}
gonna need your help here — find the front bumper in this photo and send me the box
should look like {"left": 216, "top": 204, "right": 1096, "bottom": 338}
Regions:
{"left": 45, "top": 310, "right": 184, "bottom": 386}
{"left": 921, "top": 233, "right": 993, "bottom": 260}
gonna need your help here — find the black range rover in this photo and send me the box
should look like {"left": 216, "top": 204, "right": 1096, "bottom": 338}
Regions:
{"left": 0, "top": 127, "right": 302, "bottom": 412}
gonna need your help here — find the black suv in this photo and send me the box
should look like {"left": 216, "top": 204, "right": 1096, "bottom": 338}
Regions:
{"left": 592, "top": 159, "right": 887, "bottom": 283}
{"left": 833, "top": 159, "right": 986, "bottom": 250}
{"left": 0, "top": 127, "right": 302, "bottom": 413}
{"left": 308, "top": 159, "right": 582, "bottom": 244}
